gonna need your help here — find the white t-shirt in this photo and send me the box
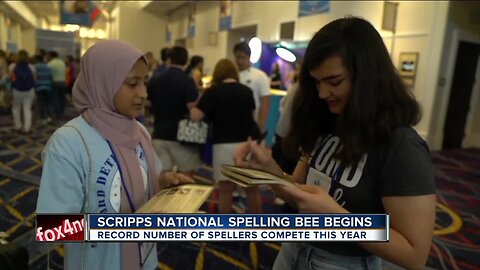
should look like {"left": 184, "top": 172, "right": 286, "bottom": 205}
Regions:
{"left": 47, "top": 58, "right": 66, "bottom": 82}
{"left": 276, "top": 83, "right": 298, "bottom": 137}
{"left": 239, "top": 67, "right": 270, "bottom": 120}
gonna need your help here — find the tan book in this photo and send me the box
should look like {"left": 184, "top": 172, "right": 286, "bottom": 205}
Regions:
{"left": 136, "top": 184, "right": 213, "bottom": 213}
{"left": 220, "top": 164, "right": 297, "bottom": 188}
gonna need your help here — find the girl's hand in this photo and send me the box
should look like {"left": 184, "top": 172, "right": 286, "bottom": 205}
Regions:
{"left": 234, "top": 137, "right": 283, "bottom": 176}
{"left": 270, "top": 184, "right": 348, "bottom": 214}
{"left": 159, "top": 171, "right": 195, "bottom": 189}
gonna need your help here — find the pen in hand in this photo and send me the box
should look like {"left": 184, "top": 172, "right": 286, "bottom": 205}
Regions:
{"left": 244, "top": 131, "right": 268, "bottom": 162}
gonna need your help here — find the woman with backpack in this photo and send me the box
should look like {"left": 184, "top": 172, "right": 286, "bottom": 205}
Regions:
{"left": 8, "top": 50, "right": 36, "bottom": 134}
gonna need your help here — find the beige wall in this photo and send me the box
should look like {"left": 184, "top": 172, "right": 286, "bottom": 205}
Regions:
{"left": 0, "top": 1, "right": 37, "bottom": 53}
{"left": 21, "top": 27, "right": 35, "bottom": 55}
{"left": 110, "top": 7, "right": 120, "bottom": 40}
{"left": 165, "top": 2, "right": 229, "bottom": 74}
{"left": 0, "top": 11, "right": 7, "bottom": 51}
{"left": 11, "top": 22, "right": 22, "bottom": 51}
{"left": 112, "top": 4, "right": 166, "bottom": 56}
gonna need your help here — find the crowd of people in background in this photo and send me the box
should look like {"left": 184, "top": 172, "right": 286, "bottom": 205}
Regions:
{"left": 143, "top": 41, "right": 279, "bottom": 214}
{"left": 1, "top": 40, "right": 296, "bottom": 214}
{"left": 0, "top": 47, "right": 80, "bottom": 132}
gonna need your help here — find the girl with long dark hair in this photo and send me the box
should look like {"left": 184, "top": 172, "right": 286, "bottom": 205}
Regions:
{"left": 235, "top": 17, "right": 435, "bottom": 270}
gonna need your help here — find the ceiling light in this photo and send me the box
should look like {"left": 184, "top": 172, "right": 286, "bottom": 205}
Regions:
{"left": 79, "top": 28, "right": 88, "bottom": 38}
{"left": 65, "top": 24, "right": 80, "bottom": 32}
{"left": 88, "top": 29, "right": 96, "bottom": 38}
{"left": 248, "top": 37, "right": 262, "bottom": 63}
{"left": 50, "top": 25, "right": 61, "bottom": 31}
{"left": 276, "top": 47, "right": 296, "bottom": 63}
{"left": 96, "top": 29, "right": 106, "bottom": 39}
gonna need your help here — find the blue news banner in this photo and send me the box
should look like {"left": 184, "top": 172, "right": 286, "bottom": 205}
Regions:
{"left": 86, "top": 214, "right": 389, "bottom": 242}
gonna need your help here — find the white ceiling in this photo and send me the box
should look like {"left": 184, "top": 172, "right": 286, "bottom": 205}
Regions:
{"left": 142, "top": 1, "right": 188, "bottom": 16}
{"left": 23, "top": 1, "right": 59, "bottom": 25}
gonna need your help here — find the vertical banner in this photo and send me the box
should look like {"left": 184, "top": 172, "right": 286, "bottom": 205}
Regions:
{"left": 60, "top": 0, "right": 101, "bottom": 27}
{"left": 219, "top": 1, "right": 232, "bottom": 31}
{"left": 6, "top": 42, "right": 17, "bottom": 53}
{"left": 298, "top": 0, "right": 330, "bottom": 17}
{"left": 166, "top": 13, "right": 172, "bottom": 43}
{"left": 187, "top": 2, "right": 196, "bottom": 38}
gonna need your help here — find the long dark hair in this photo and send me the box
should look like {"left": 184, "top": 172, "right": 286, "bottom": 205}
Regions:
{"left": 185, "top": 55, "right": 204, "bottom": 75}
{"left": 284, "top": 17, "right": 421, "bottom": 165}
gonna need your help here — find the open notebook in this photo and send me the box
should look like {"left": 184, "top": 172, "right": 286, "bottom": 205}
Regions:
{"left": 136, "top": 184, "right": 213, "bottom": 213}
{"left": 220, "top": 164, "right": 297, "bottom": 188}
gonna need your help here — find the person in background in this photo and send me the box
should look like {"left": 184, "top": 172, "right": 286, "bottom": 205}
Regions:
{"left": 7, "top": 52, "right": 17, "bottom": 67}
{"left": 47, "top": 51, "right": 67, "bottom": 118}
{"left": 233, "top": 41, "right": 270, "bottom": 133}
{"left": 235, "top": 17, "right": 436, "bottom": 270}
{"left": 34, "top": 55, "right": 54, "bottom": 124}
{"left": 272, "top": 58, "right": 303, "bottom": 175}
{"left": 145, "top": 51, "right": 158, "bottom": 81}
{"left": 285, "top": 59, "right": 302, "bottom": 90}
{"left": 37, "top": 40, "right": 193, "bottom": 270}
{"left": 144, "top": 48, "right": 171, "bottom": 125}
{"left": 148, "top": 46, "right": 201, "bottom": 175}
{"left": 190, "top": 59, "right": 261, "bottom": 213}
{"left": 8, "top": 50, "right": 36, "bottom": 134}
{"left": 154, "top": 47, "right": 170, "bottom": 77}
{"left": 269, "top": 62, "right": 284, "bottom": 90}
{"left": 65, "top": 55, "right": 78, "bottom": 104}
{"left": 233, "top": 41, "right": 271, "bottom": 202}
{"left": 0, "top": 50, "right": 9, "bottom": 113}
{"left": 137, "top": 51, "right": 158, "bottom": 124}
{"left": 185, "top": 55, "right": 205, "bottom": 93}
{"left": 35, "top": 48, "right": 46, "bottom": 61}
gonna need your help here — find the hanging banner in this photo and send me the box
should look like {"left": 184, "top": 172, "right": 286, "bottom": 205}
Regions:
{"left": 187, "top": 2, "right": 196, "bottom": 38}
{"left": 298, "top": 0, "right": 330, "bottom": 17}
{"left": 219, "top": 1, "right": 232, "bottom": 31}
{"left": 166, "top": 13, "right": 172, "bottom": 43}
{"left": 60, "top": 0, "right": 101, "bottom": 26}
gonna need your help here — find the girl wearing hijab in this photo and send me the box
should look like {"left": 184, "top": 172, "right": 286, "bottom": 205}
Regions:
{"left": 37, "top": 40, "right": 193, "bottom": 270}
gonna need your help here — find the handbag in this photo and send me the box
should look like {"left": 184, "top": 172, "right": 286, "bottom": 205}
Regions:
{"left": 177, "top": 119, "right": 209, "bottom": 144}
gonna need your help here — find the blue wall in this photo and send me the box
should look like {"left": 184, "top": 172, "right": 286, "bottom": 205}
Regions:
{"left": 259, "top": 42, "right": 307, "bottom": 147}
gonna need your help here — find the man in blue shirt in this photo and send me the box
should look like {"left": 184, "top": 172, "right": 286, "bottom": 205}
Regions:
{"left": 153, "top": 47, "right": 170, "bottom": 78}
{"left": 35, "top": 55, "right": 53, "bottom": 123}
{"left": 147, "top": 46, "right": 200, "bottom": 175}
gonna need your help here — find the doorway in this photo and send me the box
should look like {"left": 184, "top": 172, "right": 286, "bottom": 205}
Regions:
{"left": 442, "top": 41, "right": 480, "bottom": 149}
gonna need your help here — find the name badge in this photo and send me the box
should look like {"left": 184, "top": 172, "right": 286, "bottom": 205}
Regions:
{"left": 306, "top": 167, "right": 332, "bottom": 192}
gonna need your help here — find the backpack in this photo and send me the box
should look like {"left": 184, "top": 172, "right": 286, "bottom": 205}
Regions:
{"left": 12, "top": 63, "right": 35, "bottom": 91}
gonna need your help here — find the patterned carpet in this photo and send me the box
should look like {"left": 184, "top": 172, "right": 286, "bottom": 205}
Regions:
{"left": 428, "top": 149, "right": 480, "bottom": 270}
{"left": 0, "top": 111, "right": 479, "bottom": 270}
